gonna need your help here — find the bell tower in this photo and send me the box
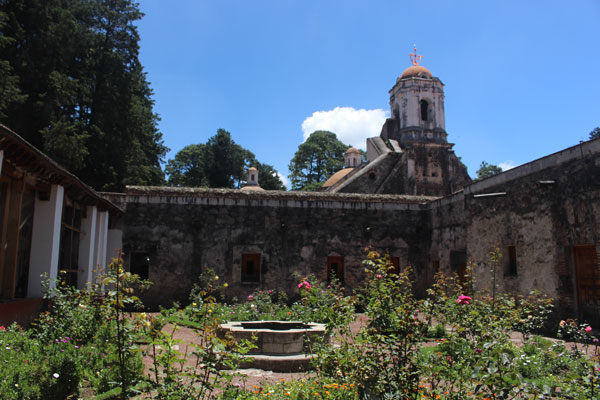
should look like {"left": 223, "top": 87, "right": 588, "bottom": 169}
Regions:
{"left": 327, "top": 47, "right": 471, "bottom": 197}
{"left": 383, "top": 47, "right": 447, "bottom": 144}
{"left": 378, "top": 47, "right": 471, "bottom": 196}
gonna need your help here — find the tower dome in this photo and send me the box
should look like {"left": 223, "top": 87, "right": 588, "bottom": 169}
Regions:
{"left": 344, "top": 147, "right": 362, "bottom": 168}
{"left": 400, "top": 65, "right": 432, "bottom": 79}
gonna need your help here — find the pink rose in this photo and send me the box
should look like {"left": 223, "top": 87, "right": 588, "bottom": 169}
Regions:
{"left": 455, "top": 295, "right": 472, "bottom": 305}
{"left": 248, "top": 295, "right": 253, "bottom": 301}
{"left": 376, "top": 274, "right": 382, "bottom": 279}
{"left": 585, "top": 326, "right": 592, "bottom": 332}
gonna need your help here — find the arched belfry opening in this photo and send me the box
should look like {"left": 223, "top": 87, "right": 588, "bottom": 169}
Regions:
{"left": 420, "top": 99, "right": 429, "bottom": 121}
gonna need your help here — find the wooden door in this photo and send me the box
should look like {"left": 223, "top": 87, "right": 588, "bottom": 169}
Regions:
{"left": 574, "top": 245, "right": 600, "bottom": 326}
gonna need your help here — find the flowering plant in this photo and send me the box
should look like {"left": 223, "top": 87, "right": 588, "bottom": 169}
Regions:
{"left": 298, "top": 280, "right": 312, "bottom": 290}
{"left": 455, "top": 295, "right": 472, "bottom": 305}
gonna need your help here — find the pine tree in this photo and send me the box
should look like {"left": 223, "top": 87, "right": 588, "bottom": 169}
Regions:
{"left": 0, "top": 0, "right": 167, "bottom": 191}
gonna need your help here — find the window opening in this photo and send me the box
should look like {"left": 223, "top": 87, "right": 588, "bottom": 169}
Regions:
{"left": 58, "top": 196, "right": 82, "bottom": 287}
{"left": 504, "top": 246, "right": 517, "bottom": 276}
{"left": 450, "top": 250, "right": 467, "bottom": 288}
{"left": 420, "top": 100, "right": 429, "bottom": 121}
{"left": 242, "top": 253, "right": 261, "bottom": 283}
{"left": 327, "top": 256, "right": 344, "bottom": 285}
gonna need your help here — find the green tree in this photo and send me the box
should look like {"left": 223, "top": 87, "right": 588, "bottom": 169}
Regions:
{"left": 166, "top": 129, "right": 285, "bottom": 190}
{"left": 0, "top": 0, "right": 168, "bottom": 191}
{"left": 205, "top": 129, "right": 250, "bottom": 188}
{"left": 589, "top": 127, "right": 600, "bottom": 140}
{"left": 288, "top": 130, "right": 349, "bottom": 191}
{"left": 254, "top": 162, "right": 286, "bottom": 191}
{"left": 476, "top": 161, "right": 503, "bottom": 181}
{"left": 165, "top": 144, "right": 209, "bottom": 187}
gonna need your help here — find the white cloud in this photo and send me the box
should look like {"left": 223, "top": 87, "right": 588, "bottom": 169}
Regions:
{"left": 301, "top": 107, "right": 389, "bottom": 149}
{"left": 498, "top": 161, "right": 517, "bottom": 171}
{"left": 276, "top": 172, "right": 289, "bottom": 189}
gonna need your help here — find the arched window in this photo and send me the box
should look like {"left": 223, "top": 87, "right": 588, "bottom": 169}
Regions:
{"left": 420, "top": 100, "right": 429, "bottom": 121}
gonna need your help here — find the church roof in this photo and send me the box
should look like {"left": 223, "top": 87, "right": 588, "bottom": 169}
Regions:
{"left": 240, "top": 185, "right": 265, "bottom": 191}
{"left": 400, "top": 65, "right": 432, "bottom": 79}
{"left": 345, "top": 147, "right": 360, "bottom": 155}
{"left": 322, "top": 168, "right": 355, "bottom": 188}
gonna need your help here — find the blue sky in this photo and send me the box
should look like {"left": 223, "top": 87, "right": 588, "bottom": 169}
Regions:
{"left": 136, "top": 0, "right": 600, "bottom": 188}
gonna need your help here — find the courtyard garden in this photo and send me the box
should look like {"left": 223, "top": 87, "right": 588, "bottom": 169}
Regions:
{"left": 1, "top": 249, "right": 598, "bottom": 399}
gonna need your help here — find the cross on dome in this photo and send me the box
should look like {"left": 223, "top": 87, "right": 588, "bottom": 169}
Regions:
{"left": 409, "top": 45, "right": 423, "bottom": 66}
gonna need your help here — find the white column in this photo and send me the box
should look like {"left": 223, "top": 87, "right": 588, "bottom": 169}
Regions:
{"left": 77, "top": 206, "right": 97, "bottom": 289}
{"left": 28, "top": 184, "right": 64, "bottom": 298}
{"left": 0, "top": 150, "right": 4, "bottom": 175}
{"left": 93, "top": 211, "right": 109, "bottom": 281}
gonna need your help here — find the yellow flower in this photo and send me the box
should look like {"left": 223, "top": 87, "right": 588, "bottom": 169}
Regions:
{"left": 208, "top": 309, "right": 212, "bottom": 313}
{"left": 223, "top": 282, "right": 228, "bottom": 288}
{"left": 192, "top": 302, "right": 197, "bottom": 307}
{"left": 214, "top": 275, "right": 219, "bottom": 280}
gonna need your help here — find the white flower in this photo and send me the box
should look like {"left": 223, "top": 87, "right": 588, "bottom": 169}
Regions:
{"left": 53, "top": 373, "right": 60, "bottom": 379}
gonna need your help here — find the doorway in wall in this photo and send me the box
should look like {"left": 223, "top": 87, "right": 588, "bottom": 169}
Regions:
{"left": 574, "top": 245, "right": 600, "bottom": 326}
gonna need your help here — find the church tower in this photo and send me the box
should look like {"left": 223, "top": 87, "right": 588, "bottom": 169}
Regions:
{"left": 378, "top": 47, "right": 471, "bottom": 196}
{"left": 382, "top": 47, "right": 447, "bottom": 144}
{"left": 325, "top": 48, "right": 471, "bottom": 197}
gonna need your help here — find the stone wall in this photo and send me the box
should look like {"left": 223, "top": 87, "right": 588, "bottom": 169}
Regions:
{"left": 113, "top": 140, "right": 600, "bottom": 325}
{"left": 119, "top": 188, "right": 433, "bottom": 308}
{"left": 462, "top": 140, "right": 600, "bottom": 324}
{"left": 426, "top": 139, "right": 600, "bottom": 325}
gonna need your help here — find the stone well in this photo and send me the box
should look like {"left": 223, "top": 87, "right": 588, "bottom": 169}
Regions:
{"left": 219, "top": 320, "right": 327, "bottom": 372}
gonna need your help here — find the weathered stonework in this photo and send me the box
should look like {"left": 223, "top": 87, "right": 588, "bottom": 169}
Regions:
{"left": 427, "top": 139, "right": 600, "bottom": 326}
{"left": 111, "top": 139, "right": 600, "bottom": 328}
{"left": 325, "top": 64, "right": 471, "bottom": 197}
{"left": 106, "top": 62, "right": 600, "bottom": 328}
{"left": 119, "top": 189, "right": 435, "bottom": 307}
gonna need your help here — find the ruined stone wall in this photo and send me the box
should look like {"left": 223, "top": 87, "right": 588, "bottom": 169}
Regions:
{"left": 462, "top": 140, "right": 600, "bottom": 323}
{"left": 120, "top": 188, "right": 431, "bottom": 308}
{"left": 425, "top": 139, "right": 600, "bottom": 324}
{"left": 427, "top": 192, "right": 466, "bottom": 277}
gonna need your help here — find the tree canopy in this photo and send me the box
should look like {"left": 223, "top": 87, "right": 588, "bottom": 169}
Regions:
{"left": 288, "top": 131, "right": 349, "bottom": 191}
{"left": 0, "top": 0, "right": 168, "bottom": 191}
{"left": 589, "top": 127, "right": 600, "bottom": 140}
{"left": 166, "top": 129, "right": 285, "bottom": 190}
{"left": 476, "top": 161, "right": 503, "bottom": 181}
